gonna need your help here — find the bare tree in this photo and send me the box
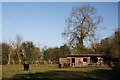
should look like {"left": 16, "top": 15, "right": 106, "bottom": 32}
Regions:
{"left": 16, "top": 34, "right": 22, "bottom": 48}
{"left": 15, "top": 35, "right": 23, "bottom": 64}
{"left": 62, "top": 5, "right": 103, "bottom": 53}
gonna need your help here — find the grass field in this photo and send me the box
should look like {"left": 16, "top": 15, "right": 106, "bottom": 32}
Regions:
{"left": 2, "top": 64, "right": 120, "bottom": 80}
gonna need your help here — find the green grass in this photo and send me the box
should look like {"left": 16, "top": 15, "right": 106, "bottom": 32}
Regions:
{"left": 2, "top": 64, "right": 120, "bottom": 80}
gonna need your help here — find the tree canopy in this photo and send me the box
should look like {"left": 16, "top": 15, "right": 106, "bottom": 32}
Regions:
{"left": 2, "top": 43, "right": 9, "bottom": 65}
{"left": 62, "top": 5, "right": 103, "bottom": 54}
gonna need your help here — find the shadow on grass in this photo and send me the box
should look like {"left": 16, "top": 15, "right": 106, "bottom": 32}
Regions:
{"left": 2, "top": 69, "right": 120, "bottom": 80}
{"left": 91, "top": 69, "right": 120, "bottom": 80}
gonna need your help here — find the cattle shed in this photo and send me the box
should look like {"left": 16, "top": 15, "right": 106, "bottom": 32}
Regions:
{"left": 59, "top": 54, "right": 104, "bottom": 67}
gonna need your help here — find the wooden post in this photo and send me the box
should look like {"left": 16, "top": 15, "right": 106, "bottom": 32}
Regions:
{"left": 73, "top": 63, "right": 75, "bottom": 67}
{"left": 70, "top": 58, "right": 72, "bottom": 67}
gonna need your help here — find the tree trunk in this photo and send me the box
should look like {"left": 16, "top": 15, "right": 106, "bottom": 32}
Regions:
{"left": 8, "top": 54, "right": 10, "bottom": 65}
{"left": 42, "top": 52, "right": 44, "bottom": 64}
{"left": 77, "top": 37, "right": 85, "bottom": 54}
{"left": 80, "top": 38, "right": 84, "bottom": 45}
{"left": 12, "top": 59, "right": 15, "bottom": 64}
{"left": 18, "top": 58, "right": 21, "bottom": 65}
{"left": 77, "top": 36, "right": 84, "bottom": 46}
{"left": 51, "top": 61, "right": 52, "bottom": 65}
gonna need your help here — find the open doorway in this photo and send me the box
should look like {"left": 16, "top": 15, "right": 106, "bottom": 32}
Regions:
{"left": 90, "top": 57, "right": 98, "bottom": 63}
{"left": 72, "top": 58, "right": 75, "bottom": 63}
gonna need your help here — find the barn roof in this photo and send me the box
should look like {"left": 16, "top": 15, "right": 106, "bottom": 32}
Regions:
{"left": 67, "top": 54, "right": 103, "bottom": 57}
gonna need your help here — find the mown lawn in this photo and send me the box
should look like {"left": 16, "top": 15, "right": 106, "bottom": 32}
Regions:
{"left": 2, "top": 64, "right": 120, "bottom": 80}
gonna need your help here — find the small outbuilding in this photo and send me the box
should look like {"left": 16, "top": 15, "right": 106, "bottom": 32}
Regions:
{"left": 59, "top": 54, "right": 104, "bottom": 67}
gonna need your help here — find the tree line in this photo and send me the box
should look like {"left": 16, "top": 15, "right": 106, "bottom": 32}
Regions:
{"left": 1, "top": 35, "right": 71, "bottom": 65}
{"left": 1, "top": 5, "right": 120, "bottom": 71}
{"left": 1, "top": 31, "right": 119, "bottom": 66}
{"left": 2, "top": 35, "right": 41, "bottom": 65}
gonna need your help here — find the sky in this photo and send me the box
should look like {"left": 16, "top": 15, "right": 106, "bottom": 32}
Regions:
{"left": 2, "top": 2, "right": 118, "bottom": 48}
{"left": 119, "top": 2, "right": 120, "bottom": 30}
{"left": 1, "top": 0, "right": 119, "bottom": 2}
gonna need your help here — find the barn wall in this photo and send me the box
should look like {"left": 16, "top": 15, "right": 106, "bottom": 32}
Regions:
{"left": 59, "top": 56, "right": 104, "bottom": 67}
{"left": 67, "top": 57, "right": 91, "bottom": 67}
